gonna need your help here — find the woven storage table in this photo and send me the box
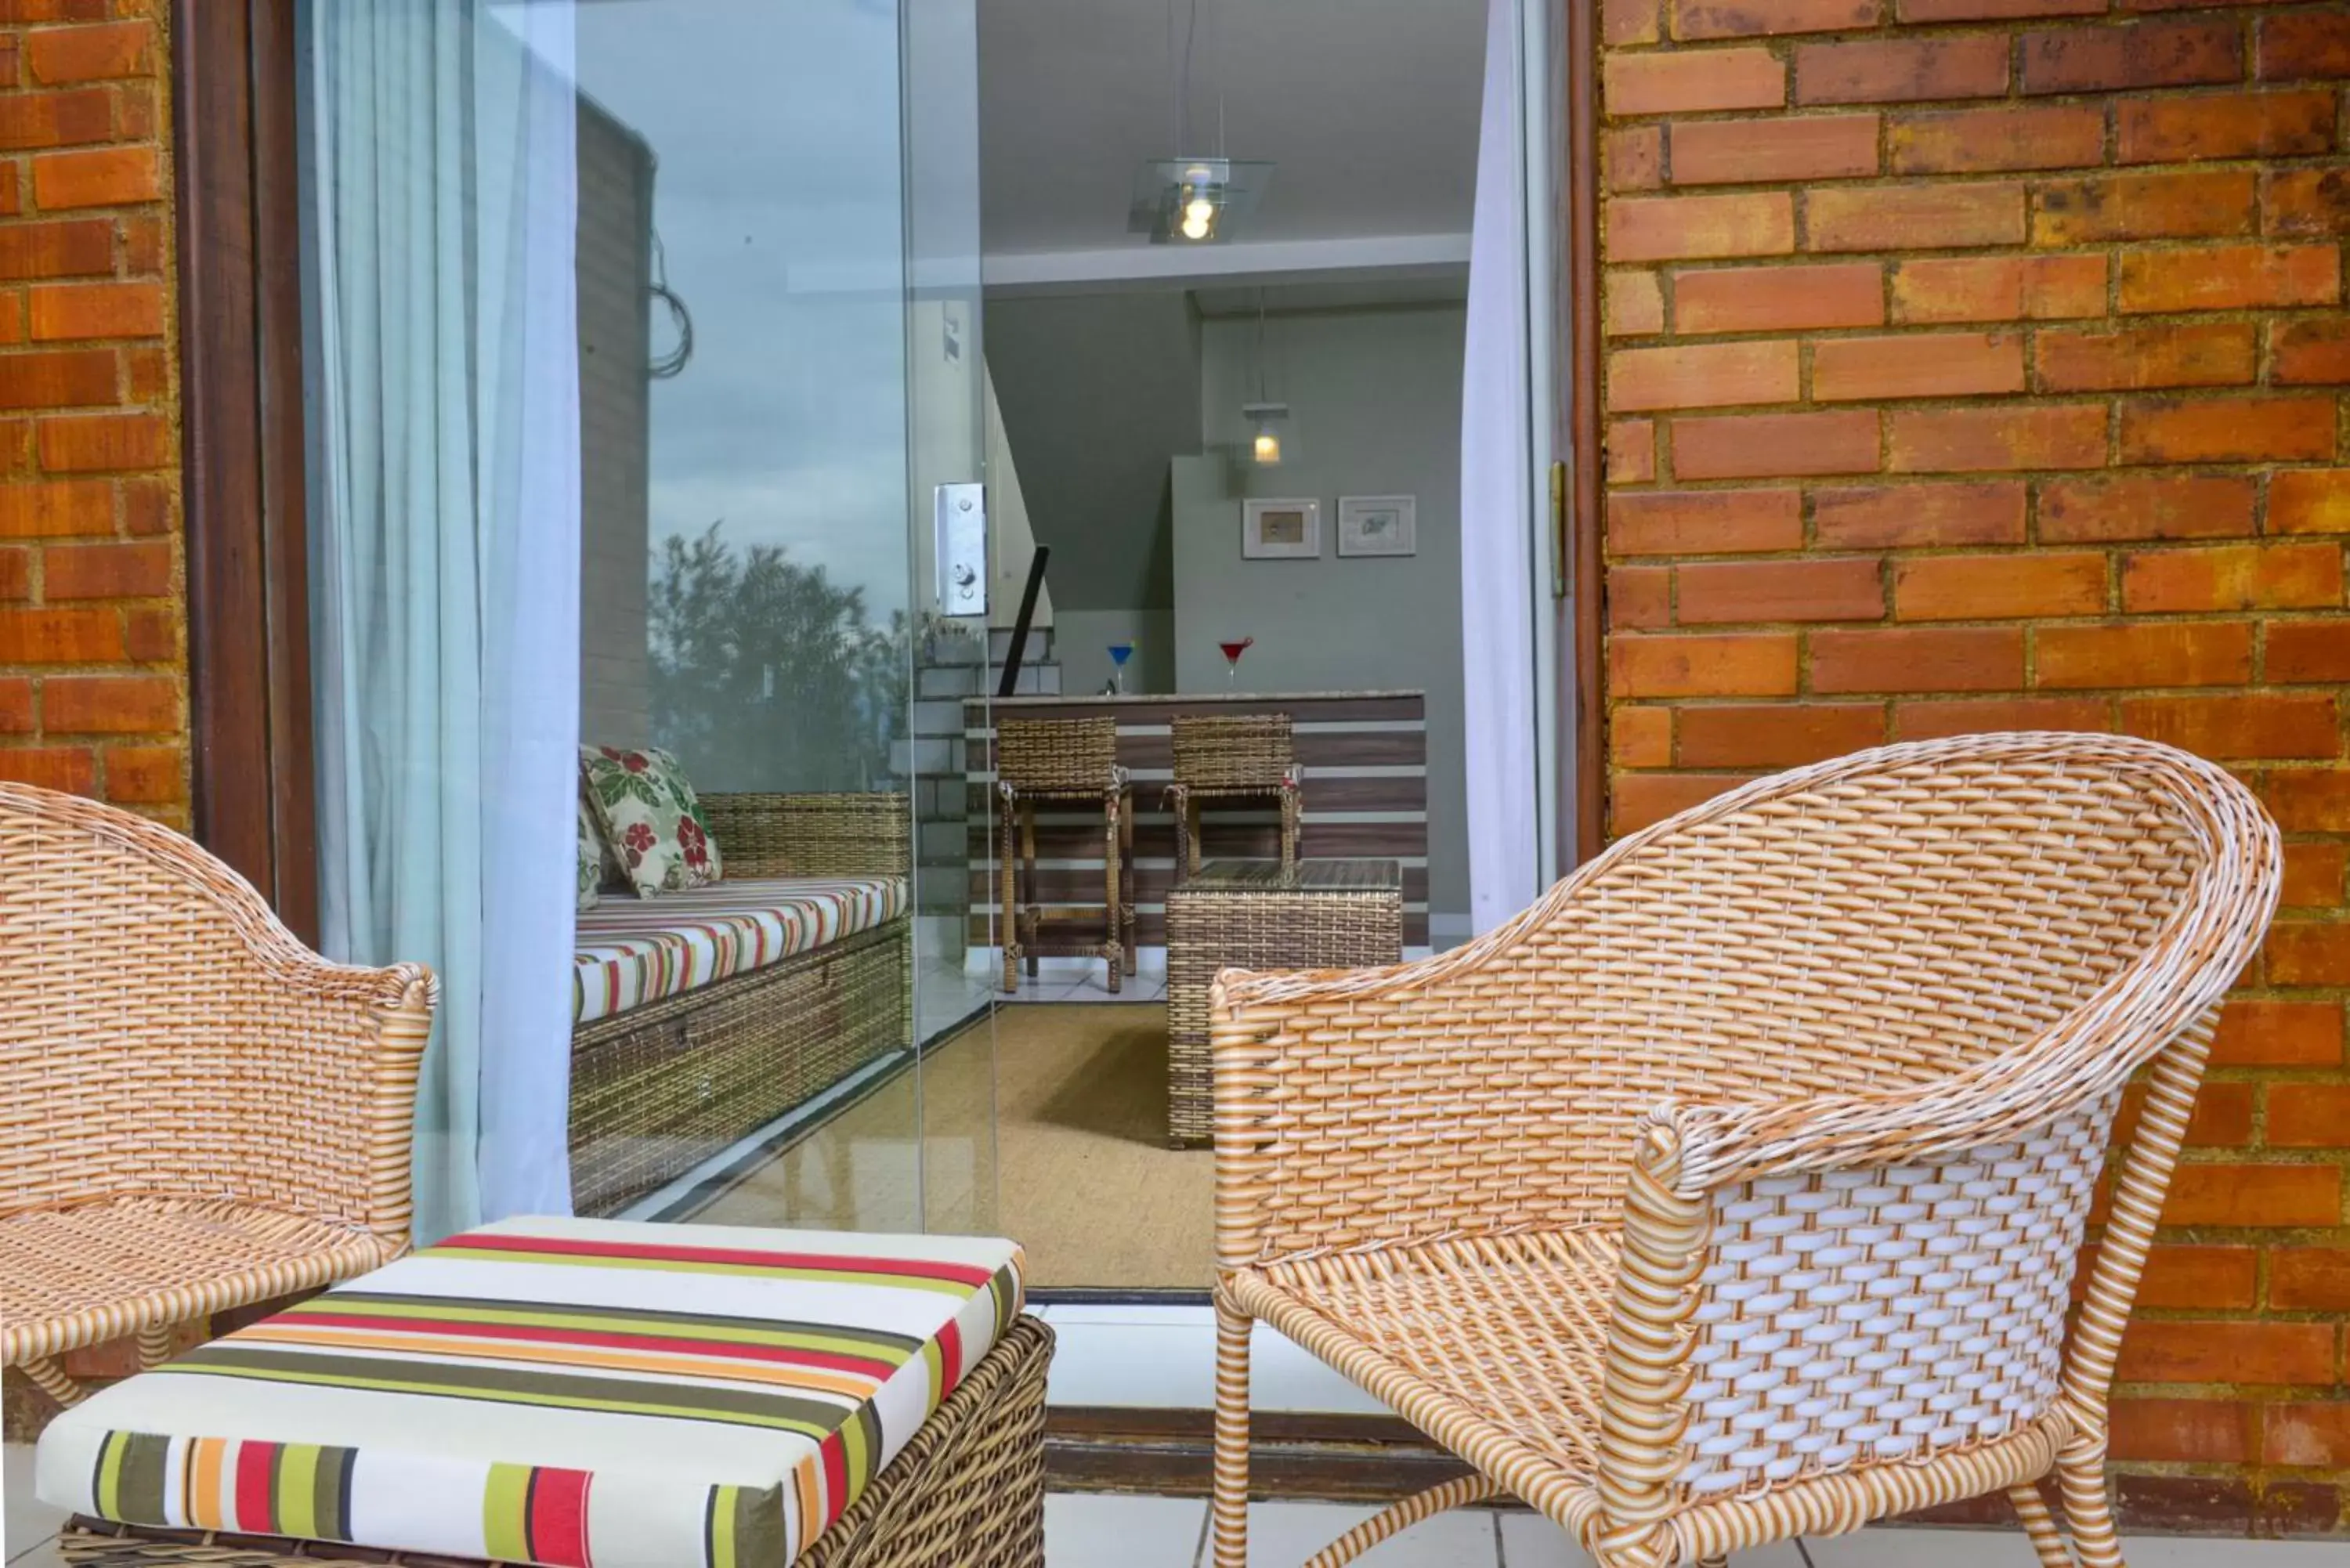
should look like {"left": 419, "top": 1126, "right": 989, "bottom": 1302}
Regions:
{"left": 1166, "top": 858, "right": 1401, "bottom": 1147}
{"left": 1167, "top": 714, "right": 1302, "bottom": 879}
{"left": 39, "top": 1217, "right": 1053, "bottom": 1568}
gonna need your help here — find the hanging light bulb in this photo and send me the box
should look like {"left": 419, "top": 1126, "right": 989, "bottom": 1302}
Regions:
{"left": 1178, "top": 166, "right": 1220, "bottom": 241}
{"left": 1244, "top": 403, "right": 1288, "bottom": 466}
{"left": 1242, "top": 290, "right": 1288, "bottom": 465}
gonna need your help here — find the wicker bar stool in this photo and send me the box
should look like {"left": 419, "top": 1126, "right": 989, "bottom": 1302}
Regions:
{"left": 996, "top": 716, "right": 1133, "bottom": 993}
{"left": 1207, "top": 733, "right": 2280, "bottom": 1568}
{"left": 1167, "top": 713, "right": 1302, "bottom": 880}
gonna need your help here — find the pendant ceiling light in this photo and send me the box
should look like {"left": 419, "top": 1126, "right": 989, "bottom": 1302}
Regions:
{"left": 1245, "top": 290, "right": 1289, "bottom": 466}
{"left": 1130, "top": 0, "right": 1271, "bottom": 245}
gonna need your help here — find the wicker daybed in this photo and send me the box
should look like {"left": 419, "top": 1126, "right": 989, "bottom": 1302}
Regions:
{"left": 568, "top": 792, "right": 912, "bottom": 1216}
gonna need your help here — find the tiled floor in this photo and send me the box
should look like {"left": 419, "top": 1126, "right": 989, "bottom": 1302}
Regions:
{"left": 979, "top": 951, "right": 1172, "bottom": 1006}
{"left": 9, "top": 1447, "right": 2346, "bottom": 1566}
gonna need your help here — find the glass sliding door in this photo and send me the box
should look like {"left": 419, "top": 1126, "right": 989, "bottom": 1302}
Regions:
{"left": 902, "top": 0, "right": 1001, "bottom": 1237}
{"left": 298, "top": 0, "right": 994, "bottom": 1240}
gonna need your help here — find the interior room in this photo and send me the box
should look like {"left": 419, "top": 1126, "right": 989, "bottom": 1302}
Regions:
{"left": 573, "top": 0, "right": 1501, "bottom": 1292}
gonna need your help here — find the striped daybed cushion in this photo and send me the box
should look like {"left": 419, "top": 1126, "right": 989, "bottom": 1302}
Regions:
{"left": 36, "top": 1216, "right": 1025, "bottom": 1568}
{"left": 573, "top": 876, "right": 906, "bottom": 1026}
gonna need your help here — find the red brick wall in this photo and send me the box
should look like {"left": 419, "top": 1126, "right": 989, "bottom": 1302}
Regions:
{"left": 1599, "top": 0, "right": 2350, "bottom": 1531}
{"left": 0, "top": 0, "right": 184, "bottom": 829}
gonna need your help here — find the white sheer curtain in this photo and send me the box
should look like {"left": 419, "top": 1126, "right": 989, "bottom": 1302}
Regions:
{"left": 1459, "top": 0, "right": 1540, "bottom": 935}
{"left": 303, "top": 1, "right": 580, "bottom": 1241}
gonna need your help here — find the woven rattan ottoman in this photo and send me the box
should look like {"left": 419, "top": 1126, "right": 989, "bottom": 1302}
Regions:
{"left": 1166, "top": 858, "right": 1401, "bottom": 1147}
{"left": 38, "top": 1217, "right": 1051, "bottom": 1568}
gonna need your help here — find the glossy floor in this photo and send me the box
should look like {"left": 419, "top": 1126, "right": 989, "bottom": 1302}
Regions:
{"left": 8, "top": 1452, "right": 2347, "bottom": 1567}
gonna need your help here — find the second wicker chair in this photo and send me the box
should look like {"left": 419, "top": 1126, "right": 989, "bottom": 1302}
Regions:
{"left": 1206, "top": 733, "right": 2279, "bottom": 1568}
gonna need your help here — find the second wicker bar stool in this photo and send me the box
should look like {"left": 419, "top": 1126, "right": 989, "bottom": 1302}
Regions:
{"left": 995, "top": 716, "right": 1134, "bottom": 993}
{"left": 1168, "top": 712, "right": 1303, "bottom": 880}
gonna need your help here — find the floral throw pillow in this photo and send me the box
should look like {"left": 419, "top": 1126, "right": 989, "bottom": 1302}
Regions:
{"left": 573, "top": 790, "right": 602, "bottom": 912}
{"left": 579, "top": 745, "right": 723, "bottom": 897}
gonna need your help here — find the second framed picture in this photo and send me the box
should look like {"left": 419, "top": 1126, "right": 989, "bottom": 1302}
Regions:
{"left": 1242, "top": 497, "right": 1321, "bottom": 559}
{"left": 1338, "top": 494, "right": 1417, "bottom": 558}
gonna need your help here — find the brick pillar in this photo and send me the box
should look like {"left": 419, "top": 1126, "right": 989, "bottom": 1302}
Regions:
{"left": 0, "top": 0, "right": 187, "bottom": 829}
{"left": 1598, "top": 0, "right": 2350, "bottom": 1532}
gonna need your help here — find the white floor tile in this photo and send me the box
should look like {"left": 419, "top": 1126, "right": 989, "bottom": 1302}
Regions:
{"left": 1239, "top": 1500, "right": 1497, "bottom": 1567}
{"left": 1804, "top": 1529, "right": 2044, "bottom": 1565}
{"left": 1042, "top": 1313, "right": 1390, "bottom": 1415}
{"left": 2120, "top": 1536, "right": 2350, "bottom": 1566}
{"left": 5, "top": 1443, "right": 66, "bottom": 1565}
{"left": 1804, "top": 1526, "right": 2344, "bottom": 1566}
{"left": 1047, "top": 1492, "right": 1206, "bottom": 1568}
{"left": 1494, "top": 1514, "right": 1585, "bottom": 1567}
{"left": 1495, "top": 1512, "right": 1804, "bottom": 1566}
{"left": 1064, "top": 976, "right": 1133, "bottom": 1002}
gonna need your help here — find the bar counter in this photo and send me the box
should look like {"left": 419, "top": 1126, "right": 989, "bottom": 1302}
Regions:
{"left": 964, "top": 690, "right": 1430, "bottom": 948}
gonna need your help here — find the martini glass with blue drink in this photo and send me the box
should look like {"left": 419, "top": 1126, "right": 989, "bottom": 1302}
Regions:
{"left": 1108, "top": 641, "right": 1134, "bottom": 695}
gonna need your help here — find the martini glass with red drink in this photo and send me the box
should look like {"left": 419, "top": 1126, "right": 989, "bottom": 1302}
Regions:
{"left": 1218, "top": 637, "right": 1253, "bottom": 692}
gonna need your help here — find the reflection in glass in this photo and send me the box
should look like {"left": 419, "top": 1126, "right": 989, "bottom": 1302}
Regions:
{"left": 303, "top": 0, "right": 990, "bottom": 1244}
{"left": 562, "top": 0, "right": 925, "bottom": 1234}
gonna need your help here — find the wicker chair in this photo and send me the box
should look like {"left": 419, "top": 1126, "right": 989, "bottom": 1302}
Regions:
{"left": 1168, "top": 713, "right": 1303, "bottom": 879}
{"left": 0, "top": 784, "right": 436, "bottom": 1407}
{"left": 1207, "top": 734, "right": 2278, "bottom": 1568}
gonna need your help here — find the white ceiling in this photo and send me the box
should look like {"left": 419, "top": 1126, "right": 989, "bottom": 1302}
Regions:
{"left": 978, "top": 0, "right": 1485, "bottom": 267}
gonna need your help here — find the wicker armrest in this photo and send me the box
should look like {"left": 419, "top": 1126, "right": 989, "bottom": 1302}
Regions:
{"left": 1589, "top": 1003, "right": 2229, "bottom": 1549}
{"left": 701, "top": 792, "right": 910, "bottom": 880}
{"left": 0, "top": 782, "right": 439, "bottom": 1244}
{"left": 233, "top": 953, "right": 439, "bottom": 1242}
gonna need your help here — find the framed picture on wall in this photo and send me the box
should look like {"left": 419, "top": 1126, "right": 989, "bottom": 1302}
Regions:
{"left": 1338, "top": 495, "right": 1416, "bottom": 558}
{"left": 1242, "top": 497, "right": 1321, "bottom": 559}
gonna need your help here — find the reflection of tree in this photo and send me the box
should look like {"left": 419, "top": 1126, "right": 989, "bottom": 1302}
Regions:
{"left": 649, "top": 522, "right": 905, "bottom": 793}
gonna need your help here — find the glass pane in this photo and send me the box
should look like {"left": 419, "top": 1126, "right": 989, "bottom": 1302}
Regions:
{"left": 298, "top": 0, "right": 971, "bottom": 1240}
{"left": 569, "top": 0, "right": 922, "bottom": 1232}
{"left": 903, "top": 0, "right": 1000, "bottom": 1238}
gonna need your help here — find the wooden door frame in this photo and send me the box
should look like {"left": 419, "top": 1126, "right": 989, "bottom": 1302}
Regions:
{"left": 166, "top": 0, "right": 1605, "bottom": 933}
{"left": 1561, "top": 0, "right": 1606, "bottom": 866}
{"left": 174, "top": 0, "right": 319, "bottom": 941}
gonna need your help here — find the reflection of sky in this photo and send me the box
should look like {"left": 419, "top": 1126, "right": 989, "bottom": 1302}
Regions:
{"left": 568, "top": 1, "right": 913, "bottom": 620}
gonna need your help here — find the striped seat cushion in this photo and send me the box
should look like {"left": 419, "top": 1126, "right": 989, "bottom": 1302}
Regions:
{"left": 37, "top": 1217, "right": 1025, "bottom": 1568}
{"left": 573, "top": 876, "right": 906, "bottom": 1026}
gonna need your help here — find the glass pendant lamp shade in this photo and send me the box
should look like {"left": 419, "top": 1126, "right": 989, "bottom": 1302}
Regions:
{"left": 1129, "top": 157, "right": 1273, "bottom": 244}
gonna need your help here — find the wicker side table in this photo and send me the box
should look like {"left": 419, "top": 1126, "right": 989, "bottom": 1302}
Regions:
{"left": 1165, "top": 858, "right": 1401, "bottom": 1147}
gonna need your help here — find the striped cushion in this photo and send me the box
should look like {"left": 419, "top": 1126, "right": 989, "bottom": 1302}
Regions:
{"left": 37, "top": 1217, "right": 1025, "bottom": 1568}
{"left": 573, "top": 876, "right": 906, "bottom": 1026}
